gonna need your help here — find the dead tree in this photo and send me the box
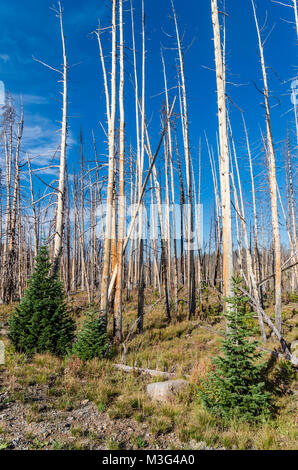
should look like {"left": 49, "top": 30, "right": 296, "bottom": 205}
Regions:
{"left": 252, "top": 1, "right": 282, "bottom": 333}
{"left": 172, "top": 0, "right": 196, "bottom": 319}
{"left": 52, "top": 2, "right": 68, "bottom": 277}
{"left": 211, "top": 0, "right": 233, "bottom": 307}
{"left": 114, "top": 0, "right": 125, "bottom": 342}
{"left": 98, "top": 0, "right": 117, "bottom": 326}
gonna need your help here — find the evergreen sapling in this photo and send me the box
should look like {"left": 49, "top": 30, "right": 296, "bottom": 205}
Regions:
{"left": 199, "top": 277, "right": 271, "bottom": 422}
{"left": 9, "top": 246, "right": 75, "bottom": 356}
{"left": 72, "top": 311, "right": 108, "bottom": 361}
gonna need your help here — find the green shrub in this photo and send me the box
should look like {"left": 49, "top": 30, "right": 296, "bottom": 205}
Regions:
{"left": 199, "top": 277, "right": 272, "bottom": 422}
{"left": 72, "top": 311, "right": 108, "bottom": 361}
{"left": 9, "top": 246, "right": 75, "bottom": 356}
{"left": 276, "top": 359, "right": 297, "bottom": 385}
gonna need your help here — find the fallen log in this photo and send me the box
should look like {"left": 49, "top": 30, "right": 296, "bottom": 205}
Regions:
{"left": 113, "top": 363, "right": 177, "bottom": 379}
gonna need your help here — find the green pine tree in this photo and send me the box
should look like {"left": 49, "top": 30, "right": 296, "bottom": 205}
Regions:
{"left": 9, "top": 246, "right": 75, "bottom": 356}
{"left": 199, "top": 277, "right": 271, "bottom": 422}
{"left": 72, "top": 311, "right": 108, "bottom": 361}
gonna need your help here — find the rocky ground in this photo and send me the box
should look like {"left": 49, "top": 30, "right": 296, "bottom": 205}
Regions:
{"left": 0, "top": 294, "right": 297, "bottom": 451}
{"left": 0, "top": 386, "right": 215, "bottom": 450}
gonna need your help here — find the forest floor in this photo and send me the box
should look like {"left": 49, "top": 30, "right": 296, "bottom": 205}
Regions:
{"left": 0, "top": 287, "right": 297, "bottom": 450}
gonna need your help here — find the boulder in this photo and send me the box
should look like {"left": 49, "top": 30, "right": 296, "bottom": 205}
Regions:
{"left": 146, "top": 379, "right": 188, "bottom": 402}
{"left": 291, "top": 349, "right": 298, "bottom": 362}
{"left": 290, "top": 340, "right": 298, "bottom": 353}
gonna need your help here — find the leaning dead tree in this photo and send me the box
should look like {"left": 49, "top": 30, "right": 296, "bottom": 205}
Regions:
{"left": 252, "top": 0, "right": 282, "bottom": 333}
{"left": 228, "top": 116, "right": 266, "bottom": 340}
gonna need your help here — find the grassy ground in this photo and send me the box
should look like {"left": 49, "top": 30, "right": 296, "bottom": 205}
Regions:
{"left": 0, "top": 288, "right": 297, "bottom": 450}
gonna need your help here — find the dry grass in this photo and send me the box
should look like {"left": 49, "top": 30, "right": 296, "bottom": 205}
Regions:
{"left": 0, "top": 287, "right": 297, "bottom": 450}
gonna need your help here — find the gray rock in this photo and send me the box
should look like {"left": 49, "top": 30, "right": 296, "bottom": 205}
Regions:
{"left": 146, "top": 379, "right": 188, "bottom": 402}
{"left": 291, "top": 349, "right": 298, "bottom": 361}
{"left": 290, "top": 340, "right": 298, "bottom": 352}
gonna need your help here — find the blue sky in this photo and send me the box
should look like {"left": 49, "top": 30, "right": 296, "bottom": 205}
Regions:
{"left": 0, "top": 0, "right": 296, "bottom": 246}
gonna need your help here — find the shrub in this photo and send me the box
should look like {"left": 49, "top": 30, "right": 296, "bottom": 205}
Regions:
{"left": 9, "top": 246, "right": 75, "bottom": 356}
{"left": 198, "top": 277, "right": 272, "bottom": 422}
{"left": 72, "top": 311, "right": 108, "bottom": 361}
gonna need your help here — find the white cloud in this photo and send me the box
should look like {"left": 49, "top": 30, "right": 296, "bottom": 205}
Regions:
{"left": 19, "top": 94, "right": 48, "bottom": 105}
{"left": 22, "top": 113, "right": 76, "bottom": 173}
{"left": 1, "top": 95, "right": 76, "bottom": 177}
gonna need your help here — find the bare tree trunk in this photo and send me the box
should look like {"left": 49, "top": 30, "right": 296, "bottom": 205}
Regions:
{"left": 114, "top": 0, "right": 125, "bottom": 342}
{"left": 229, "top": 117, "right": 266, "bottom": 339}
{"left": 99, "top": 0, "right": 117, "bottom": 326}
{"left": 27, "top": 155, "right": 39, "bottom": 258}
{"left": 172, "top": 0, "right": 196, "bottom": 319}
{"left": 175, "top": 127, "right": 185, "bottom": 286}
{"left": 242, "top": 116, "right": 264, "bottom": 306}
{"left": 285, "top": 135, "right": 298, "bottom": 290}
{"left": 65, "top": 169, "right": 71, "bottom": 296}
{"left": 52, "top": 3, "right": 68, "bottom": 278}
{"left": 206, "top": 134, "right": 222, "bottom": 290}
{"left": 79, "top": 131, "right": 85, "bottom": 291}
{"left": 211, "top": 0, "right": 233, "bottom": 308}
{"left": 2, "top": 127, "right": 12, "bottom": 302}
{"left": 137, "top": 0, "right": 146, "bottom": 333}
{"left": 127, "top": 147, "right": 135, "bottom": 299}
{"left": 72, "top": 171, "right": 78, "bottom": 292}
{"left": 7, "top": 112, "right": 23, "bottom": 301}
{"left": 143, "top": 125, "right": 171, "bottom": 322}
{"left": 252, "top": 1, "right": 282, "bottom": 333}
{"left": 72, "top": 179, "right": 91, "bottom": 304}
{"left": 107, "top": 98, "right": 176, "bottom": 303}
{"left": 162, "top": 50, "right": 178, "bottom": 311}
